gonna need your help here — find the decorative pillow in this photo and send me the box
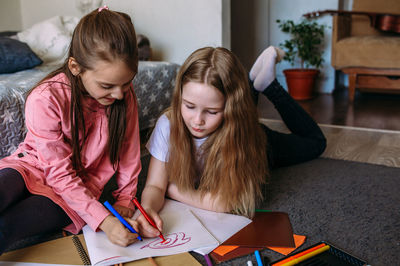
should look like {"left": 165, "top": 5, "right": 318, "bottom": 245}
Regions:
{"left": 17, "top": 16, "right": 79, "bottom": 63}
{"left": 137, "top": 34, "right": 152, "bottom": 61}
{"left": 0, "top": 37, "right": 43, "bottom": 74}
{"left": 0, "top": 31, "right": 18, "bottom": 37}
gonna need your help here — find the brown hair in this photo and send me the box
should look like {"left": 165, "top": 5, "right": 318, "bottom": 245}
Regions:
{"left": 28, "top": 9, "right": 138, "bottom": 173}
{"left": 167, "top": 47, "right": 268, "bottom": 217}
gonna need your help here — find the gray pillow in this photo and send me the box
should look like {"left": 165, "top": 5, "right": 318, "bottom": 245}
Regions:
{"left": 0, "top": 37, "right": 42, "bottom": 74}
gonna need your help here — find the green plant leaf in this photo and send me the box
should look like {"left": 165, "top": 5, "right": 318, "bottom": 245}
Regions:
{"left": 277, "top": 18, "right": 326, "bottom": 69}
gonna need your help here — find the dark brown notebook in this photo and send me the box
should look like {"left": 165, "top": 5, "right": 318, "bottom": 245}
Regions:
{"left": 222, "top": 211, "right": 295, "bottom": 248}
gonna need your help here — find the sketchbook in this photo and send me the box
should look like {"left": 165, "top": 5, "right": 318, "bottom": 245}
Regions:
{"left": 83, "top": 199, "right": 251, "bottom": 266}
{"left": 0, "top": 233, "right": 201, "bottom": 266}
{"left": 0, "top": 234, "right": 89, "bottom": 265}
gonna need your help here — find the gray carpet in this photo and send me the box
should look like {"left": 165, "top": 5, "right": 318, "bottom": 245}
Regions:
{"left": 5, "top": 157, "right": 399, "bottom": 266}
{"left": 195, "top": 158, "right": 399, "bottom": 266}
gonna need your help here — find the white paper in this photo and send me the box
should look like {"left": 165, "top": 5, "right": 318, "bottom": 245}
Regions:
{"left": 84, "top": 200, "right": 217, "bottom": 265}
{"left": 187, "top": 204, "right": 252, "bottom": 254}
{"left": 83, "top": 199, "right": 251, "bottom": 265}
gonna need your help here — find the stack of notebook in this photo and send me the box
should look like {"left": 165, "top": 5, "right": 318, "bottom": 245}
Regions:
{"left": 210, "top": 211, "right": 306, "bottom": 263}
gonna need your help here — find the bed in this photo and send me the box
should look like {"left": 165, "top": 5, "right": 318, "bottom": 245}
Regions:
{"left": 0, "top": 60, "right": 180, "bottom": 159}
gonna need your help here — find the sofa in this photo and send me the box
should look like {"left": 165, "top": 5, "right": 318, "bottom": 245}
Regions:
{"left": 0, "top": 16, "right": 180, "bottom": 159}
{"left": 331, "top": 0, "right": 400, "bottom": 101}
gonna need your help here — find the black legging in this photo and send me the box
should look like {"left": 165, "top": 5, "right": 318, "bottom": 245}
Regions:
{"left": 0, "top": 168, "right": 71, "bottom": 254}
{"left": 253, "top": 79, "right": 327, "bottom": 169}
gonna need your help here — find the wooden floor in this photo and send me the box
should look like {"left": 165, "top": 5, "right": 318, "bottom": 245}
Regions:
{"left": 258, "top": 86, "right": 400, "bottom": 167}
{"left": 260, "top": 118, "right": 400, "bottom": 168}
{"left": 258, "top": 86, "right": 400, "bottom": 131}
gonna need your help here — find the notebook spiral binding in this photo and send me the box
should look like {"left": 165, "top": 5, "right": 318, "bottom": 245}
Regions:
{"left": 72, "top": 235, "right": 91, "bottom": 265}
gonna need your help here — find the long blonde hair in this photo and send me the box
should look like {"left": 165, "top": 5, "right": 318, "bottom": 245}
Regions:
{"left": 167, "top": 47, "right": 268, "bottom": 217}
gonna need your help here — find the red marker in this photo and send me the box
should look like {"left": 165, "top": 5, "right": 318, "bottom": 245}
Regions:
{"left": 132, "top": 197, "right": 166, "bottom": 242}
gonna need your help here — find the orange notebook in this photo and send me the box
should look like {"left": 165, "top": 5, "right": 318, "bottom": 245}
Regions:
{"left": 211, "top": 234, "right": 306, "bottom": 263}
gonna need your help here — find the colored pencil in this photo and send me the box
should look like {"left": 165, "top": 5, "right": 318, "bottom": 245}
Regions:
{"left": 254, "top": 250, "right": 263, "bottom": 266}
{"left": 204, "top": 254, "right": 213, "bottom": 266}
{"left": 255, "top": 209, "right": 272, "bottom": 212}
{"left": 147, "top": 257, "right": 158, "bottom": 266}
{"left": 279, "top": 245, "right": 330, "bottom": 266}
{"left": 273, "top": 243, "right": 327, "bottom": 266}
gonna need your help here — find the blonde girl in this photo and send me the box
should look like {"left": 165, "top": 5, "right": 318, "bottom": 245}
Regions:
{"left": 0, "top": 7, "right": 142, "bottom": 253}
{"left": 137, "top": 46, "right": 326, "bottom": 238}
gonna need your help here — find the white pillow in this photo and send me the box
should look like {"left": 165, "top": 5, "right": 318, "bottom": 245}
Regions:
{"left": 17, "top": 16, "right": 79, "bottom": 63}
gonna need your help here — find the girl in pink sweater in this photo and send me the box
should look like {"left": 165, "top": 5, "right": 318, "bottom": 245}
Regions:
{"left": 0, "top": 7, "right": 142, "bottom": 253}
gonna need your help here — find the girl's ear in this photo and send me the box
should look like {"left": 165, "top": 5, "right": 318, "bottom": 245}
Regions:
{"left": 68, "top": 57, "right": 81, "bottom": 76}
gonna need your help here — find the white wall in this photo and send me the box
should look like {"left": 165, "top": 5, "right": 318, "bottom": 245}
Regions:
{"left": 269, "top": 0, "right": 339, "bottom": 94}
{"left": 344, "top": 0, "right": 353, "bottom": 10}
{"left": 231, "top": 0, "right": 340, "bottom": 94}
{"left": 106, "top": 0, "right": 229, "bottom": 64}
{"left": 222, "top": 0, "right": 231, "bottom": 51}
{"left": 1, "top": 0, "right": 228, "bottom": 65}
{"left": 19, "top": 0, "right": 78, "bottom": 27}
{"left": 0, "top": 0, "right": 22, "bottom": 31}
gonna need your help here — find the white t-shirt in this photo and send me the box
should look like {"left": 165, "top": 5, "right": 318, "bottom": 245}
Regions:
{"left": 146, "top": 114, "right": 207, "bottom": 165}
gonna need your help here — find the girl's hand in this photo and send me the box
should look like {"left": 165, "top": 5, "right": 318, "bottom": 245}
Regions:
{"left": 113, "top": 204, "right": 134, "bottom": 218}
{"left": 136, "top": 209, "right": 164, "bottom": 238}
{"left": 99, "top": 215, "right": 140, "bottom": 246}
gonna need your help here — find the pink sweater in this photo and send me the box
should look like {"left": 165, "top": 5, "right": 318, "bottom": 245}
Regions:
{"left": 0, "top": 73, "right": 141, "bottom": 234}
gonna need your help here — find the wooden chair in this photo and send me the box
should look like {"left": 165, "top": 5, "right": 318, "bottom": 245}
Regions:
{"left": 331, "top": 0, "right": 400, "bottom": 101}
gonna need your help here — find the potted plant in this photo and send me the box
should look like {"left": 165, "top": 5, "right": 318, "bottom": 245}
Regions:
{"left": 277, "top": 18, "right": 326, "bottom": 100}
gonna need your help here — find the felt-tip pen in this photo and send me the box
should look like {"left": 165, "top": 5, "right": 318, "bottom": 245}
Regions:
{"left": 103, "top": 201, "right": 142, "bottom": 241}
{"left": 132, "top": 197, "right": 166, "bottom": 242}
{"left": 254, "top": 250, "right": 263, "bottom": 266}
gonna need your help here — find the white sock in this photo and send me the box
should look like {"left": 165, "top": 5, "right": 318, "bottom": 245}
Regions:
{"left": 249, "top": 46, "right": 285, "bottom": 91}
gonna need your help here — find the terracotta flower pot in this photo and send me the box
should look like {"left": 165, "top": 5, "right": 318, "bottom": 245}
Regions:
{"left": 283, "top": 69, "right": 319, "bottom": 100}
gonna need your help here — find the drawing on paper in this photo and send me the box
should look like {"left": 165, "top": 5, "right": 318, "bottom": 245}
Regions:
{"left": 140, "top": 232, "right": 191, "bottom": 249}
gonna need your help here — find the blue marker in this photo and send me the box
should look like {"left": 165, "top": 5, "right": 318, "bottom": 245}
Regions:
{"left": 103, "top": 201, "right": 142, "bottom": 241}
{"left": 254, "top": 250, "right": 263, "bottom": 266}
